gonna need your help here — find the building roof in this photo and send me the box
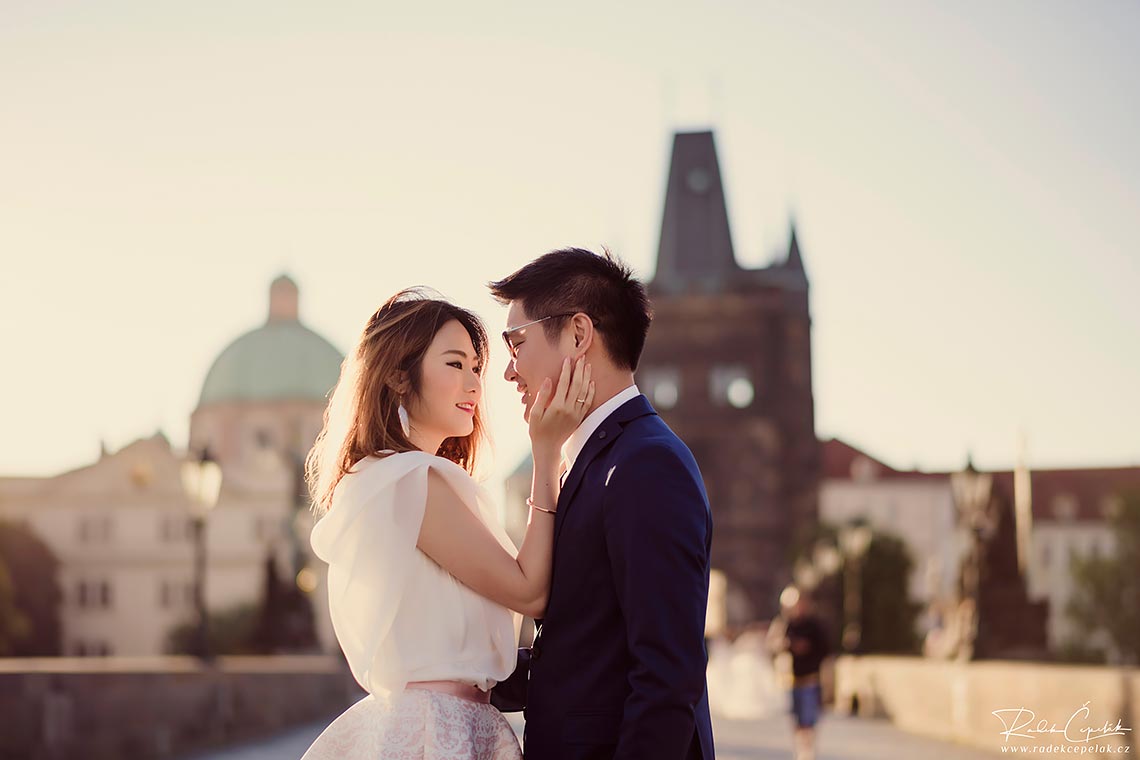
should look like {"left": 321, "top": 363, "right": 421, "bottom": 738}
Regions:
{"left": 0, "top": 433, "right": 185, "bottom": 505}
{"left": 821, "top": 437, "right": 942, "bottom": 482}
{"left": 992, "top": 467, "right": 1140, "bottom": 523}
{"left": 197, "top": 276, "right": 343, "bottom": 407}
{"left": 821, "top": 438, "right": 1140, "bottom": 522}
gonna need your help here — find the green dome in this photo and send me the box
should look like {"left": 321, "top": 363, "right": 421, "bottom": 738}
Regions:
{"left": 197, "top": 276, "right": 344, "bottom": 407}
{"left": 198, "top": 321, "right": 344, "bottom": 406}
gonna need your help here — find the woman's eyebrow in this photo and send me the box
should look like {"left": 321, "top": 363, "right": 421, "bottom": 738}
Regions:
{"left": 441, "top": 349, "right": 470, "bottom": 358}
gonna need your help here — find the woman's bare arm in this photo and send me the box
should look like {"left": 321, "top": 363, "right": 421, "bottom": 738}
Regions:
{"left": 417, "top": 449, "right": 560, "bottom": 618}
{"left": 417, "top": 357, "right": 593, "bottom": 617}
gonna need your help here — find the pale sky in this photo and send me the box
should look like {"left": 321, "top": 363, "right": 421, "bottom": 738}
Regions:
{"left": 2, "top": 1, "right": 1138, "bottom": 491}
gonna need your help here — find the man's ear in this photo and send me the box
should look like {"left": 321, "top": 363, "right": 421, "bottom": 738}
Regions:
{"left": 570, "top": 313, "right": 594, "bottom": 356}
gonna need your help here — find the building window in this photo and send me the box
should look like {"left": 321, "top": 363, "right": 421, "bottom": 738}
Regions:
{"left": 160, "top": 515, "right": 194, "bottom": 542}
{"left": 641, "top": 367, "right": 681, "bottom": 410}
{"left": 255, "top": 428, "right": 275, "bottom": 449}
{"left": 76, "top": 579, "right": 112, "bottom": 610}
{"left": 709, "top": 365, "right": 754, "bottom": 409}
{"left": 71, "top": 640, "right": 112, "bottom": 657}
{"left": 160, "top": 579, "right": 194, "bottom": 609}
{"left": 78, "top": 515, "right": 113, "bottom": 544}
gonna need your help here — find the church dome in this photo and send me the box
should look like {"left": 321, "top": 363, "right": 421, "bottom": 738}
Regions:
{"left": 197, "top": 275, "right": 344, "bottom": 407}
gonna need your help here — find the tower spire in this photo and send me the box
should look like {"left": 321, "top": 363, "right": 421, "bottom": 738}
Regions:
{"left": 785, "top": 220, "right": 804, "bottom": 272}
{"left": 652, "top": 131, "right": 739, "bottom": 293}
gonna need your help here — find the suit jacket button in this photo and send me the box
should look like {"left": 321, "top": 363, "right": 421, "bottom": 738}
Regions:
{"left": 599, "top": 431, "right": 607, "bottom": 439}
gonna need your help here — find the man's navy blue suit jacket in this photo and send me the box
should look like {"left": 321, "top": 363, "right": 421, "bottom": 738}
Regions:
{"left": 493, "top": 394, "right": 715, "bottom": 760}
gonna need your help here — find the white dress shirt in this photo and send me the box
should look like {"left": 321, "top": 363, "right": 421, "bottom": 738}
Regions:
{"left": 562, "top": 384, "right": 640, "bottom": 476}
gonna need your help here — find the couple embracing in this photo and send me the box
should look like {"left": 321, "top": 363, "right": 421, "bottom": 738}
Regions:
{"left": 302, "top": 248, "right": 715, "bottom": 760}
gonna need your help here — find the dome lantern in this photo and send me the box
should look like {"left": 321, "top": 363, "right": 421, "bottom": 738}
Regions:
{"left": 268, "top": 274, "right": 300, "bottom": 323}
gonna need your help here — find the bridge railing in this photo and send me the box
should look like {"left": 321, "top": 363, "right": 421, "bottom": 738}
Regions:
{"left": 0, "top": 655, "right": 362, "bottom": 760}
{"left": 835, "top": 655, "right": 1139, "bottom": 754}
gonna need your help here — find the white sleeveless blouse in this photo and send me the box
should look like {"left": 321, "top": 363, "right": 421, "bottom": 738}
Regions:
{"left": 310, "top": 451, "right": 520, "bottom": 703}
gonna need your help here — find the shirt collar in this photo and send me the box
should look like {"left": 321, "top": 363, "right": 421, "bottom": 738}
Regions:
{"left": 563, "top": 384, "right": 640, "bottom": 474}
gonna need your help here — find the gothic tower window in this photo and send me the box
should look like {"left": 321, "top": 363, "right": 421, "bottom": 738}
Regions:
{"left": 709, "top": 365, "right": 754, "bottom": 409}
{"left": 641, "top": 367, "right": 681, "bottom": 410}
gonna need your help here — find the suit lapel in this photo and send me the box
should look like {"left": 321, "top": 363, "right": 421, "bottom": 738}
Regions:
{"left": 553, "top": 395, "right": 656, "bottom": 546}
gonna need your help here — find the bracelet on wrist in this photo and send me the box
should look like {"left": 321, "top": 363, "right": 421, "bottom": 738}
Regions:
{"left": 527, "top": 497, "right": 557, "bottom": 515}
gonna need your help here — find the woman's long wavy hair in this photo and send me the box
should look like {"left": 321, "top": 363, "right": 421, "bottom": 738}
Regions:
{"left": 306, "top": 288, "right": 490, "bottom": 515}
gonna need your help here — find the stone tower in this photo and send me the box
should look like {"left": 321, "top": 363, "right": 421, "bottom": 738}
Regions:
{"left": 636, "top": 130, "right": 820, "bottom": 624}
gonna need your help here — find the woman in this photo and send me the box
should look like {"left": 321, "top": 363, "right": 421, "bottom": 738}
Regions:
{"left": 301, "top": 288, "right": 594, "bottom": 760}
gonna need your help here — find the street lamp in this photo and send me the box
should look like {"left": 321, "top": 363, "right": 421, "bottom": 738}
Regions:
{"left": 793, "top": 559, "right": 822, "bottom": 592}
{"left": 950, "top": 456, "right": 994, "bottom": 661}
{"left": 838, "top": 523, "right": 873, "bottom": 653}
{"left": 181, "top": 448, "right": 223, "bottom": 661}
{"left": 813, "top": 543, "right": 842, "bottom": 576}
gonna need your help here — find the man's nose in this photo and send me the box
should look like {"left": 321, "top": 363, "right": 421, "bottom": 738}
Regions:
{"left": 503, "top": 357, "right": 517, "bottom": 383}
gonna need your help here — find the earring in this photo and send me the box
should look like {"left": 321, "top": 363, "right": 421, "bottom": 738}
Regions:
{"left": 397, "top": 403, "right": 411, "bottom": 437}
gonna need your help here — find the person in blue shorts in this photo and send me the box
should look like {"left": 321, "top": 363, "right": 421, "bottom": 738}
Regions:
{"left": 779, "top": 589, "right": 830, "bottom": 760}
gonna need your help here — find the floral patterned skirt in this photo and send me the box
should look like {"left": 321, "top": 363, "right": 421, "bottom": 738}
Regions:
{"left": 301, "top": 689, "right": 522, "bottom": 760}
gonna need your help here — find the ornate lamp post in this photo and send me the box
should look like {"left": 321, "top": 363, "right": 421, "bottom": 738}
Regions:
{"left": 181, "top": 448, "right": 223, "bottom": 661}
{"left": 250, "top": 420, "right": 320, "bottom": 652}
{"left": 838, "top": 523, "right": 873, "bottom": 653}
{"left": 796, "top": 526, "right": 871, "bottom": 653}
{"left": 950, "top": 456, "right": 995, "bottom": 661}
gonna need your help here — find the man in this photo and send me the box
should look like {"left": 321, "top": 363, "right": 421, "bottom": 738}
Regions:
{"left": 489, "top": 248, "right": 715, "bottom": 760}
{"left": 775, "top": 589, "right": 830, "bottom": 760}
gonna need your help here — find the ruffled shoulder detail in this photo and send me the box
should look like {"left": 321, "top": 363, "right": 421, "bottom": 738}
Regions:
{"left": 307, "top": 451, "right": 515, "bottom": 701}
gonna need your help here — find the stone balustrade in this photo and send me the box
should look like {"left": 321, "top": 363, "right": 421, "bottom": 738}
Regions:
{"left": 0, "top": 655, "right": 362, "bottom": 760}
{"left": 835, "top": 655, "right": 1139, "bottom": 754}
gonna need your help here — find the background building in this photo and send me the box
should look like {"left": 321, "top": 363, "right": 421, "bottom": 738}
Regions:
{"left": 820, "top": 436, "right": 1140, "bottom": 659}
{"left": 0, "top": 276, "right": 342, "bottom": 655}
{"left": 820, "top": 437, "right": 961, "bottom": 633}
{"left": 508, "top": 130, "right": 821, "bottom": 627}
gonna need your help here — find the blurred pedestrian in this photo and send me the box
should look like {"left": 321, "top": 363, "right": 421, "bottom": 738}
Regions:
{"left": 773, "top": 587, "right": 830, "bottom": 760}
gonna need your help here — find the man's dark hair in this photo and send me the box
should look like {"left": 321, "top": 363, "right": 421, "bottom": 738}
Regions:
{"left": 489, "top": 247, "right": 653, "bottom": 371}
